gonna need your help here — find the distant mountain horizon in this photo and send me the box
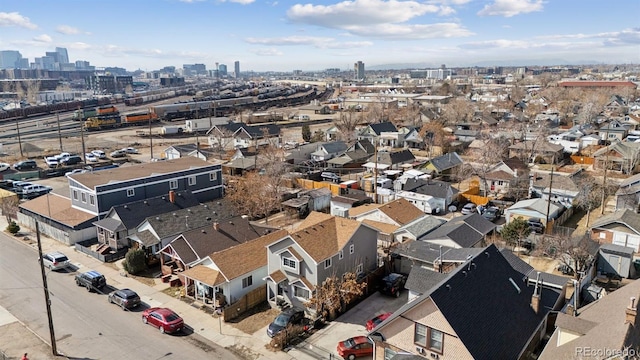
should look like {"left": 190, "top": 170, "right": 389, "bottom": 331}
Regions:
{"left": 365, "top": 59, "right": 611, "bottom": 71}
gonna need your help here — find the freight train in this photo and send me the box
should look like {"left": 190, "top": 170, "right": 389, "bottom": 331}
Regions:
{"left": 83, "top": 111, "right": 159, "bottom": 131}
{"left": 124, "top": 87, "right": 194, "bottom": 106}
{"left": 72, "top": 105, "right": 119, "bottom": 121}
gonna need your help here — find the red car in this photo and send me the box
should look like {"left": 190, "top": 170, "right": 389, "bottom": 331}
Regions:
{"left": 337, "top": 336, "right": 373, "bottom": 359}
{"left": 366, "top": 312, "right": 392, "bottom": 331}
{"left": 142, "top": 307, "right": 184, "bottom": 334}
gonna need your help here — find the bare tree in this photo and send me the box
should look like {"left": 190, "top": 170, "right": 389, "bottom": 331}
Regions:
{"left": 0, "top": 195, "right": 19, "bottom": 223}
{"left": 25, "top": 80, "right": 41, "bottom": 105}
{"left": 208, "top": 127, "right": 235, "bottom": 159}
{"left": 464, "top": 134, "right": 511, "bottom": 196}
{"left": 310, "top": 271, "right": 366, "bottom": 321}
{"left": 334, "top": 108, "right": 359, "bottom": 142}
{"left": 438, "top": 97, "right": 474, "bottom": 126}
{"left": 573, "top": 175, "right": 603, "bottom": 228}
{"left": 534, "top": 233, "right": 597, "bottom": 280}
{"left": 576, "top": 88, "right": 611, "bottom": 125}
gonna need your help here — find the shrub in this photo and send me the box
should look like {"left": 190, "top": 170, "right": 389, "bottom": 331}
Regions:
{"left": 6, "top": 221, "right": 20, "bottom": 234}
{"left": 123, "top": 248, "right": 147, "bottom": 275}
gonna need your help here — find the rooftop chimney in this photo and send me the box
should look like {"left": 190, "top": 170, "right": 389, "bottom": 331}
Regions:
{"left": 531, "top": 272, "right": 541, "bottom": 314}
{"left": 213, "top": 222, "right": 219, "bottom": 231}
{"left": 169, "top": 191, "right": 176, "bottom": 204}
{"left": 625, "top": 297, "right": 638, "bottom": 326}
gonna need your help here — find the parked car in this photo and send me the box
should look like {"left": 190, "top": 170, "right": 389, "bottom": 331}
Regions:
{"left": 122, "top": 147, "right": 139, "bottom": 154}
{"left": 482, "top": 206, "right": 502, "bottom": 222}
{"left": 40, "top": 251, "right": 70, "bottom": 271}
{"left": 0, "top": 163, "right": 10, "bottom": 172}
{"left": 365, "top": 312, "right": 392, "bottom": 331}
{"left": 12, "top": 181, "right": 34, "bottom": 197}
{"left": 266, "top": 307, "right": 306, "bottom": 338}
{"left": 65, "top": 168, "right": 88, "bottom": 177}
{"left": 321, "top": 171, "right": 341, "bottom": 183}
{"left": 110, "top": 149, "right": 127, "bottom": 158}
{"left": 91, "top": 150, "right": 106, "bottom": 159}
{"left": 85, "top": 153, "right": 98, "bottom": 162}
{"left": 527, "top": 217, "right": 545, "bottom": 234}
{"left": 460, "top": 202, "right": 477, "bottom": 215}
{"left": 380, "top": 273, "right": 406, "bottom": 297}
{"left": 60, "top": 155, "right": 83, "bottom": 166}
{"left": 13, "top": 160, "right": 37, "bottom": 171}
{"left": 142, "top": 307, "right": 184, "bottom": 334}
{"left": 21, "top": 184, "right": 52, "bottom": 199}
{"left": 75, "top": 270, "right": 107, "bottom": 292}
{"left": 108, "top": 289, "right": 141, "bottom": 310}
{"left": 337, "top": 336, "right": 374, "bottom": 359}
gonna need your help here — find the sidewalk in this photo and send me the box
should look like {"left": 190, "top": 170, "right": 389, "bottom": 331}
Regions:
{"left": 2, "top": 219, "right": 318, "bottom": 360}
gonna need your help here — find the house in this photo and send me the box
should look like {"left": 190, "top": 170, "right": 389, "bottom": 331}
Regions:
{"left": 404, "top": 265, "right": 448, "bottom": 303}
{"left": 392, "top": 241, "right": 482, "bottom": 275}
{"left": 509, "top": 140, "right": 565, "bottom": 164}
{"left": 180, "top": 229, "right": 289, "bottom": 306}
{"left": 599, "top": 120, "right": 630, "bottom": 142}
{"left": 208, "top": 122, "right": 281, "bottom": 150}
{"left": 590, "top": 209, "right": 640, "bottom": 253}
{"left": 281, "top": 187, "right": 332, "bottom": 218}
{"left": 418, "top": 213, "right": 496, "bottom": 249}
{"left": 330, "top": 191, "right": 373, "bottom": 218}
{"left": 592, "top": 141, "right": 640, "bottom": 174}
{"left": 392, "top": 215, "right": 446, "bottom": 243}
{"left": 538, "top": 278, "right": 640, "bottom": 360}
{"left": 67, "top": 157, "right": 223, "bottom": 217}
{"left": 311, "top": 141, "right": 348, "bottom": 162}
{"left": 92, "top": 190, "right": 201, "bottom": 251}
{"left": 326, "top": 139, "right": 375, "bottom": 169}
{"left": 373, "top": 244, "right": 562, "bottom": 360}
{"left": 357, "top": 122, "right": 397, "bottom": 146}
{"left": 421, "top": 152, "right": 463, "bottom": 179}
{"left": 363, "top": 149, "right": 416, "bottom": 171}
{"left": 547, "top": 128, "right": 585, "bottom": 154}
{"left": 158, "top": 216, "right": 266, "bottom": 272}
{"left": 402, "top": 126, "right": 425, "bottom": 149}
{"left": 483, "top": 157, "right": 530, "bottom": 195}
{"left": 163, "top": 143, "right": 216, "bottom": 161}
{"left": 504, "top": 198, "right": 563, "bottom": 227}
{"left": 597, "top": 243, "right": 636, "bottom": 279}
{"left": 615, "top": 172, "right": 640, "bottom": 211}
{"left": 529, "top": 171, "right": 581, "bottom": 208}
{"left": 285, "top": 142, "right": 326, "bottom": 165}
{"left": 265, "top": 212, "right": 379, "bottom": 310}
{"left": 400, "top": 178, "right": 458, "bottom": 213}
{"left": 349, "top": 198, "right": 425, "bottom": 227}
{"left": 18, "top": 193, "right": 97, "bottom": 245}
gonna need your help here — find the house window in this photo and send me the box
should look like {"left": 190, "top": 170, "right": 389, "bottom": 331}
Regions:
{"left": 294, "top": 286, "right": 310, "bottom": 299}
{"left": 415, "top": 323, "right": 443, "bottom": 354}
{"left": 209, "top": 172, "right": 217, "bottom": 181}
{"left": 338, "top": 250, "right": 344, "bottom": 260}
{"left": 73, "top": 190, "right": 78, "bottom": 200}
{"left": 350, "top": 244, "right": 354, "bottom": 254}
{"left": 89, "top": 195, "right": 95, "bottom": 206}
{"left": 599, "top": 232, "right": 606, "bottom": 239}
{"left": 356, "top": 263, "right": 363, "bottom": 274}
{"left": 324, "top": 258, "right": 332, "bottom": 269}
{"left": 188, "top": 176, "right": 196, "bottom": 186}
{"left": 169, "top": 180, "right": 178, "bottom": 190}
{"left": 81, "top": 192, "right": 86, "bottom": 203}
{"left": 127, "top": 188, "right": 135, "bottom": 197}
{"left": 242, "top": 275, "right": 253, "bottom": 288}
{"left": 282, "top": 257, "right": 297, "bottom": 270}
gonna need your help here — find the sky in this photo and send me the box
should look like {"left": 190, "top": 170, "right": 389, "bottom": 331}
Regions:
{"left": 1, "top": 0, "right": 639, "bottom": 73}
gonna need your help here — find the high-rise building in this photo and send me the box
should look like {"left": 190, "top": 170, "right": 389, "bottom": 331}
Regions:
{"left": 0, "top": 50, "right": 24, "bottom": 69}
{"left": 234, "top": 61, "right": 240, "bottom": 79}
{"left": 354, "top": 61, "right": 365, "bottom": 81}
{"left": 218, "top": 64, "right": 227, "bottom": 77}
{"left": 55, "top": 47, "right": 69, "bottom": 64}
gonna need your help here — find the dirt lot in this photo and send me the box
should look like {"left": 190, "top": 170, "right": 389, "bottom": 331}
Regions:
{"left": 226, "top": 302, "right": 280, "bottom": 335}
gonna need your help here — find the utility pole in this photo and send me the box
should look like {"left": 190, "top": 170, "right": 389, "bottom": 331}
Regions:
{"left": 373, "top": 140, "right": 378, "bottom": 204}
{"left": 36, "top": 222, "right": 58, "bottom": 356}
{"left": 545, "top": 167, "right": 554, "bottom": 234}
{"left": 601, "top": 128, "right": 610, "bottom": 215}
{"left": 79, "top": 109, "right": 86, "bottom": 161}
{"left": 149, "top": 114, "right": 153, "bottom": 160}
{"left": 56, "top": 111, "right": 63, "bottom": 152}
{"left": 15, "top": 115, "right": 23, "bottom": 157}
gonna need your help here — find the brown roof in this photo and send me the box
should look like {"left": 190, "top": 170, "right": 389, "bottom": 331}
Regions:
{"left": 485, "top": 170, "right": 515, "bottom": 181}
{"left": 348, "top": 203, "right": 383, "bottom": 218}
{"left": 291, "top": 212, "right": 362, "bottom": 263}
{"left": 287, "top": 246, "right": 303, "bottom": 261}
{"left": 180, "top": 266, "right": 224, "bottom": 286}
{"left": 362, "top": 219, "right": 399, "bottom": 234}
{"left": 70, "top": 157, "right": 220, "bottom": 189}
{"left": 377, "top": 198, "right": 424, "bottom": 225}
{"left": 269, "top": 270, "right": 287, "bottom": 283}
{"left": 209, "top": 229, "right": 288, "bottom": 280}
{"left": 297, "top": 276, "right": 316, "bottom": 291}
{"left": 19, "top": 193, "right": 95, "bottom": 227}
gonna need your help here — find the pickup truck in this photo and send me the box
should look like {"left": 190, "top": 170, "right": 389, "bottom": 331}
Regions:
{"left": 75, "top": 270, "right": 107, "bottom": 292}
{"left": 44, "top": 152, "right": 71, "bottom": 168}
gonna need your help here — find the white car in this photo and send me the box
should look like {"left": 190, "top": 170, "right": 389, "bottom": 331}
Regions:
{"left": 91, "top": 150, "right": 106, "bottom": 159}
{"left": 0, "top": 163, "right": 10, "bottom": 172}
{"left": 40, "top": 251, "right": 70, "bottom": 271}
{"left": 65, "top": 169, "right": 88, "bottom": 177}
{"left": 122, "top": 147, "right": 138, "bottom": 154}
{"left": 85, "top": 153, "right": 98, "bottom": 162}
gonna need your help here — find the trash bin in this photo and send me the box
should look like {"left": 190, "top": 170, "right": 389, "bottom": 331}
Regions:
{"left": 633, "top": 259, "right": 640, "bottom": 272}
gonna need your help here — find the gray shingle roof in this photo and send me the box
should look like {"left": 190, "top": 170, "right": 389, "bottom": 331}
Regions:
{"left": 93, "top": 217, "right": 125, "bottom": 232}
{"left": 395, "top": 215, "right": 446, "bottom": 239}
{"left": 420, "top": 222, "right": 485, "bottom": 248}
{"left": 427, "top": 152, "right": 463, "bottom": 172}
{"left": 370, "top": 122, "right": 397, "bottom": 135}
{"left": 599, "top": 243, "right": 635, "bottom": 257}
{"left": 373, "top": 149, "right": 415, "bottom": 165}
{"left": 448, "top": 213, "right": 496, "bottom": 236}
{"left": 219, "top": 122, "right": 281, "bottom": 137}
{"left": 591, "top": 209, "right": 640, "bottom": 234}
{"left": 392, "top": 241, "right": 453, "bottom": 264}
{"left": 402, "top": 179, "right": 458, "bottom": 199}
{"left": 108, "top": 190, "right": 201, "bottom": 230}
{"left": 319, "top": 141, "right": 347, "bottom": 154}
{"left": 404, "top": 266, "right": 449, "bottom": 295}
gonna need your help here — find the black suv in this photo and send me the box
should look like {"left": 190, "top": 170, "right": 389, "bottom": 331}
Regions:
{"left": 527, "top": 217, "right": 545, "bottom": 234}
{"left": 380, "top": 273, "right": 407, "bottom": 297}
{"left": 60, "top": 155, "right": 83, "bottom": 166}
{"left": 267, "top": 307, "right": 306, "bottom": 338}
{"left": 13, "top": 160, "right": 37, "bottom": 171}
{"left": 75, "top": 270, "right": 107, "bottom": 292}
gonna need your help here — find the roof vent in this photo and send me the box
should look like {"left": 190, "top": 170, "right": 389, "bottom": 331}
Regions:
{"left": 187, "top": 209, "right": 192, "bottom": 212}
{"left": 123, "top": 205, "right": 128, "bottom": 209}
{"left": 203, "top": 204, "right": 208, "bottom": 209}
{"left": 144, "top": 200, "right": 148, "bottom": 205}
{"left": 155, "top": 217, "right": 160, "bottom": 221}
{"left": 229, "top": 221, "right": 234, "bottom": 225}
{"left": 446, "top": 284, "right": 452, "bottom": 291}
{"left": 509, "top": 277, "right": 521, "bottom": 294}
{"left": 206, "top": 217, "right": 211, "bottom": 221}
{"left": 217, "top": 201, "right": 221, "bottom": 206}
{"left": 162, "top": 196, "right": 166, "bottom": 200}
{"left": 173, "top": 212, "right": 177, "bottom": 217}
{"left": 201, "top": 230, "right": 206, "bottom": 233}
{"left": 484, "top": 251, "right": 490, "bottom": 258}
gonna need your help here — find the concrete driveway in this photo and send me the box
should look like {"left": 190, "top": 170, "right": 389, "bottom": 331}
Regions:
{"left": 291, "top": 290, "right": 408, "bottom": 359}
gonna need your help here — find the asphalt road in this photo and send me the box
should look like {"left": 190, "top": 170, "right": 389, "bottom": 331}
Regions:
{"left": 0, "top": 234, "right": 237, "bottom": 360}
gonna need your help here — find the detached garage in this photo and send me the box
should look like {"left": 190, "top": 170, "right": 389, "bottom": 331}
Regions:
{"left": 597, "top": 244, "right": 636, "bottom": 279}
{"left": 590, "top": 209, "right": 640, "bottom": 253}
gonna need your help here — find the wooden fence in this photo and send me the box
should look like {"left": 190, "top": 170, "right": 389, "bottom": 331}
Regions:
{"left": 459, "top": 179, "right": 491, "bottom": 205}
{"left": 223, "top": 286, "right": 267, "bottom": 322}
{"left": 296, "top": 178, "right": 342, "bottom": 195}
{"left": 570, "top": 155, "right": 595, "bottom": 165}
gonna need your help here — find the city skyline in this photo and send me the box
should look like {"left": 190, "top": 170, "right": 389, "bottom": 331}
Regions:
{"left": 0, "top": 0, "right": 638, "bottom": 73}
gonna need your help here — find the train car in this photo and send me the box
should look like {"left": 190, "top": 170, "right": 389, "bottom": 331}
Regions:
{"left": 97, "top": 105, "right": 118, "bottom": 115}
{"left": 84, "top": 114, "right": 122, "bottom": 131}
{"left": 123, "top": 111, "right": 158, "bottom": 124}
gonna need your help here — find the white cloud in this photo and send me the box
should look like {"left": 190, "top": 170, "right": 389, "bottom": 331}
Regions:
{"left": 0, "top": 12, "right": 37, "bottom": 29}
{"left": 217, "top": 0, "right": 256, "bottom": 4}
{"left": 249, "top": 48, "right": 283, "bottom": 56}
{"left": 345, "top": 22, "right": 473, "bottom": 39}
{"left": 477, "top": 0, "right": 543, "bottom": 17}
{"left": 68, "top": 42, "right": 91, "bottom": 50}
{"left": 245, "top": 35, "right": 373, "bottom": 49}
{"left": 33, "top": 34, "right": 52, "bottom": 43}
{"left": 537, "top": 28, "right": 640, "bottom": 45}
{"left": 179, "top": 0, "right": 206, "bottom": 3}
{"left": 56, "top": 25, "right": 83, "bottom": 35}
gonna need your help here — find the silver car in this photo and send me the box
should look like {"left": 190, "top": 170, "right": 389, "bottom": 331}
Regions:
{"left": 41, "top": 252, "right": 70, "bottom": 271}
{"left": 108, "top": 289, "right": 141, "bottom": 310}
